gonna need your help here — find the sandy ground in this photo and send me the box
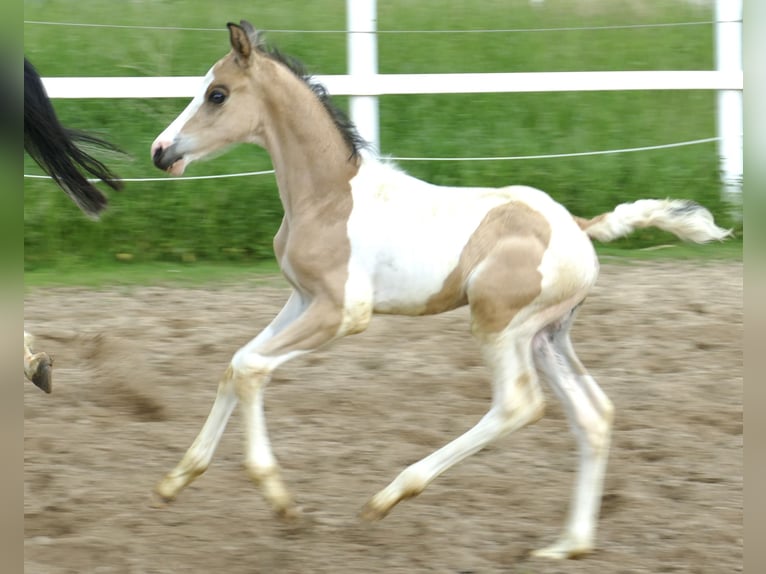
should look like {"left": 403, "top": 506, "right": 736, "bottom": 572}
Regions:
{"left": 24, "top": 260, "right": 742, "bottom": 574}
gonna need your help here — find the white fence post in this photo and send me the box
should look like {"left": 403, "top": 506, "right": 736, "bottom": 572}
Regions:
{"left": 346, "top": 0, "right": 379, "bottom": 152}
{"left": 715, "top": 0, "right": 743, "bottom": 206}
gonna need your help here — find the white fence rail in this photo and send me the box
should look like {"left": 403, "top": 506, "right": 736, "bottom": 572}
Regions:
{"left": 41, "top": 70, "right": 743, "bottom": 99}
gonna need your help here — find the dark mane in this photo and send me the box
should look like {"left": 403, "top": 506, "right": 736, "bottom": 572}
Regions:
{"left": 254, "top": 40, "right": 369, "bottom": 159}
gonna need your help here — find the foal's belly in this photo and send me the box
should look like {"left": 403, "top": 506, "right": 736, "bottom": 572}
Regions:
{"left": 367, "top": 246, "right": 465, "bottom": 315}
{"left": 349, "top": 213, "right": 504, "bottom": 316}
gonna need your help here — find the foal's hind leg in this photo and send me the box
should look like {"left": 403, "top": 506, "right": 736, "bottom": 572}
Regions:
{"left": 362, "top": 238, "right": 549, "bottom": 520}
{"left": 362, "top": 323, "right": 546, "bottom": 521}
{"left": 531, "top": 312, "right": 613, "bottom": 559}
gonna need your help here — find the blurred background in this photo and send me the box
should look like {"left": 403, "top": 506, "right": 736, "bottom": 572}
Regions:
{"left": 22, "top": 4, "right": 743, "bottom": 573}
{"left": 24, "top": 0, "right": 741, "bottom": 277}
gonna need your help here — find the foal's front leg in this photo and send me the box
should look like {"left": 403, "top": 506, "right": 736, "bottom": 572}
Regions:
{"left": 232, "top": 296, "right": 346, "bottom": 518}
{"left": 155, "top": 291, "right": 307, "bottom": 503}
{"left": 155, "top": 291, "right": 346, "bottom": 518}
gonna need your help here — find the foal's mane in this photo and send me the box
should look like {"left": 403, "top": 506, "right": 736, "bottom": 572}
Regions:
{"left": 253, "top": 36, "right": 368, "bottom": 159}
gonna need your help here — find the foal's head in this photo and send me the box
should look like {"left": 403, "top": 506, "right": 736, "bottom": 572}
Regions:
{"left": 151, "top": 21, "right": 277, "bottom": 175}
{"left": 152, "top": 20, "right": 364, "bottom": 176}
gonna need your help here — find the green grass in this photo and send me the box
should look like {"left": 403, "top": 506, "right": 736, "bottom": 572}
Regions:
{"left": 24, "top": 260, "right": 284, "bottom": 289}
{"left": 24, "top": 0, "right": 740, "bottom": 278}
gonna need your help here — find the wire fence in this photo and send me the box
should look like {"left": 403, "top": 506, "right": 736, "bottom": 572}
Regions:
{"left": 24, "top": 137, "right": 721, "bottom": 183}
{"left": 23, "top": 18, "right": 741, "bottom": 34}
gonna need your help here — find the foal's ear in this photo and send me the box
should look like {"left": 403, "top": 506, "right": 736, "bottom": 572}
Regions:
{"left": 227, "top": 21, "right": 255, "bottom": 65}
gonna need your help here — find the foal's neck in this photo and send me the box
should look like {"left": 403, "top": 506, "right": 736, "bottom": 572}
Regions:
{"left": 259, "top": 63, "right": 360, "bottom": 221}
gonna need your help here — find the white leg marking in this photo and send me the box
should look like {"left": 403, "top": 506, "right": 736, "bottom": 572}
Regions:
{"left": 23, "top": 330, "right": 35, "bottom": 375}
{"left": 155, "top": 372, "right": 238, "bottom": 501}
{"left": 238, "top": 375, "right": 299, "bottom": 518}
{"left": 362, "top": 328, "right": 545, "bottom": 520}
{"left": 531, "top": 318, "right": 613, "bottom": 559}
{"left": 232, "top": 292, "right": 351, "bottom": 517}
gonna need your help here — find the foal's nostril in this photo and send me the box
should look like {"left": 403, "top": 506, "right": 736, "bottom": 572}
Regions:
{"left": 152, "top": 145, "right": 164, "bottom": 164}
{"left": 151, "top": 141, "right": 184, "bottom": 173}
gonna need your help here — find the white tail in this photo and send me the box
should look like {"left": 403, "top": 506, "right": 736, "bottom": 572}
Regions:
{"left": 577, "top": 199, "right": 732, "bottom": 243}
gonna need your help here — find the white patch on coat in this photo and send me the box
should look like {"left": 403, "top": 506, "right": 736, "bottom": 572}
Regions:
{"left": 342, "top": 155, "right": 595, "bottom": 317}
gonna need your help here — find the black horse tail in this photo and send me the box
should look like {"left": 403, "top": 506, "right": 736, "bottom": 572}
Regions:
{"left": 24, "top": 57, "right": 123, "bottom": 218}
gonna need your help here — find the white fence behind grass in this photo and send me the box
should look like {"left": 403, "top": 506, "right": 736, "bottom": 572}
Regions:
{"left": 34, "top": 0, "right": 742, "bottom": 198}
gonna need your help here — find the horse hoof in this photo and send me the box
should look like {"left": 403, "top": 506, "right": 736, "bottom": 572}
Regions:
{"left": 276, "top": 504, "right": 302, "bottom": 522}
{"left": 359, "top": 501, "right": 388, "bottom": 522}
{"left": 530, "top": 539, "right": 593, "bottom": 560}
{"left": 31, "top": 353, "right": 53, "bottom": 394}
{"left": 150, "top": 488, "right": 176, "bottom": 508}
{"left": 150, "top": 495, "right": 169, "bottom": 509}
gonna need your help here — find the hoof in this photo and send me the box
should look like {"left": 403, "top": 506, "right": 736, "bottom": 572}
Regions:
{"left": 530, "top": 540, "right": 593, "bottom": 560}
{"left": 30, "top": 353, "right": 53, "bottom": 394}
{"left": 275, "top": 503, "right": 302, "bottom": 522}
{"left": 359, "top": 500, "right": 389, "bottom": 522}
{"left": 153, "top": 480, "right": 180, "bottom": 506}
{"left": 149, "top": 490, "right": 174, "bottom": 509}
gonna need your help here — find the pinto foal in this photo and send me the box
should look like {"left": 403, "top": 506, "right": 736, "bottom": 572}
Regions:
{"left": 151, "top": 21, "right": 730, "bottom": 558}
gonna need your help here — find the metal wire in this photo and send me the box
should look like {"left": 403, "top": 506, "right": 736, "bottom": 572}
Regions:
{"left": 23, "top": 19, "right": 739, "bottom": 34}
{"left": 23, "top": 137, "right": 720, "bottom": 183}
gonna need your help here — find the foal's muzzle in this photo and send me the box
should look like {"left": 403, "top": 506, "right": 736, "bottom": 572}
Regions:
{"left": 151, "top": 142, "right": 186, "bottom": 176}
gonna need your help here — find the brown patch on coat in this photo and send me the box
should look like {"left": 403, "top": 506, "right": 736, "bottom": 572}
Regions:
{"left": 423, "top": 202, "right": 551, "bottom": 335}
{"left": 173, "top": 27, "right": 363, "bottom": 359}
{"left": 467, "top": 236, "right": 547, "bottom": 336}
{"left": 252, "top": 57, "right": 360, "bottom": 305}
{"left": 231, "top": 47, "right": 360, "bottom": 356}
{"left": 165, "top": 24, "right": 361, "bottom": 327}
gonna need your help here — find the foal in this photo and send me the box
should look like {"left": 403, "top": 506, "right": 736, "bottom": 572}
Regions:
{"left": 151, "top": 21, "right": 730, "bottom": 558}
{"left": 24, "top": 57, "right": 123, "bottom": 393}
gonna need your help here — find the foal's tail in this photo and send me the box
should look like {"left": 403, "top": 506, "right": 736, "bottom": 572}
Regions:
{"left": 574, "top": 199, "right": 732, "bottom": 243}
{"left": 24, "top": 58, "right": 123, "bottom": 219}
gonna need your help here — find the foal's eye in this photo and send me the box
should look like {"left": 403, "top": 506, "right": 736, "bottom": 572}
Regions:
{"left": 208, "top": 90, "right": 227, "bottom": 105}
